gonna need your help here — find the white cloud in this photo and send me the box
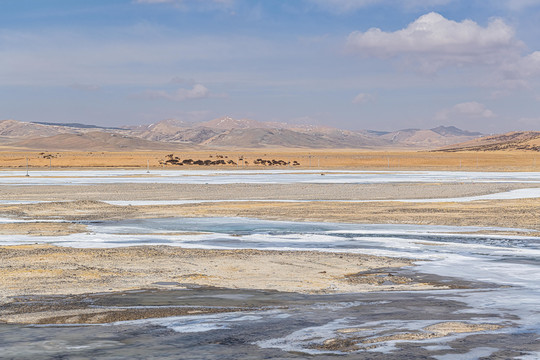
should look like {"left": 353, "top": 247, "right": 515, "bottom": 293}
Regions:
{"left": 453, "top": 102, "right": 496, "bottom": 118}
{"left": 144, "top": 84, "right": 211, "bottom": 101}
{"left": 436, "top": 102, "right": 496, "bottom": 121}
{"left": 352, "top": 92, "right": 373, "bottom": 104}
{"left": 507, "top": 51, "right": 540, "bottom": 78}
{"left": 346, "top": 12, "right": 522, "bottom": 72}
{"left": 486, "top": 50, "right": 540, "bottom": 89}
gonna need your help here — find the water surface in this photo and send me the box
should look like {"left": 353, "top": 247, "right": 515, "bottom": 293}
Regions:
{"left": 1, "top": 217, "right": 539, "bottom": 358}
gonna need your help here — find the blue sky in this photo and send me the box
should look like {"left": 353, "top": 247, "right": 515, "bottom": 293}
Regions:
{"left": 2, "top": 0, "right": 540, "bottom": 132}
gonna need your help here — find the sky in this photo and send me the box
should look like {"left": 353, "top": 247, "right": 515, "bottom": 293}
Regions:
{"left": 2, "top": 0, "right": 540, "bottom": 133}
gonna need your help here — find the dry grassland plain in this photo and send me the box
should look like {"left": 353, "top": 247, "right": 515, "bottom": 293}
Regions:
{"left": 0, "top": 149, "right": 539, "bottom": 171}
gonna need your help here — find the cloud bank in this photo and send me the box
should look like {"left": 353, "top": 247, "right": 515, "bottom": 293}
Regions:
{"left": 436, "top": 101, "right": 496, "bottom": 121}
{"left": 346, "top": 12, "right": 522, "bottom": 72}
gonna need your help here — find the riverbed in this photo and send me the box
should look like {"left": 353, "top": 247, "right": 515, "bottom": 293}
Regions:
{"left": 0, "top": 170, "right": 538, "bottom": 359}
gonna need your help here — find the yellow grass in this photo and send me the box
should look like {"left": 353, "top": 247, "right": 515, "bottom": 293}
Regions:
{"left": 0, "top": 149, "right": 539, "bottom": 171}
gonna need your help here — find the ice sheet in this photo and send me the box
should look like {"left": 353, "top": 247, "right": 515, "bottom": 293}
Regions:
{"left": 401, "top": 187, "right": 540, "bottom": 202}
{"left": 433, "top": 347, "right": 499, "bottom": 360}
{"left": 2, "top": 169, "right": 540, "bottom": 185}
{"left": 1, "top": 216, "right": 537, "bottom": 356}
{"left": 116, "top": 309, "right": 288, "bottom": 334}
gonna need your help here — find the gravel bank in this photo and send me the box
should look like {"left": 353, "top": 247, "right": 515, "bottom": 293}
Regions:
{"left": 0, "top": 182, "right": 536, "bottom": 201}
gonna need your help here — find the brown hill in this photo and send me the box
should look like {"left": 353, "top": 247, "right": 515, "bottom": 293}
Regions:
{"left": 1, "top": 118, "right": 483, "bottom": 150}
{"left": 196, "top": 128, "right": 388, "bottom": 148}
{"left": 431, "top": 125, "right": 482, "bottom": 137}
{"left": 127, "top": 119, "right": 191, "bottom": 142}
{"left": 379, "top": 127, "right": 482, "bottom": 148}
{"left": 129, "top": 118, "right": 392, "bottom": 148}
{"left": 198, "top": 116, "right": 267, "bottom": 130}
{"left": 196, "top": 116, "right": 341, "bottom": 133}
{"left": 0, "top": 119, "right": 81, "bottom": 140}
{"left": 133, "top": 125, "right": 221, "bottom": 144}
{"left": 9, "top": 132, "right": 180, "bottom": 151}
{"left": 438, "top": 131, "right": 540, "bottom": 152}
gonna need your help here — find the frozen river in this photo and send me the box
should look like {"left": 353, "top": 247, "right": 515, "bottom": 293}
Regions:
{"left": 0, "top": 169, "right": 539, "bottom": 358}
{"left": 0, "top": 217, "right": 539, "bottom": 358}
{"left": 2, "top": 169, "right": 540, "bottom": 185}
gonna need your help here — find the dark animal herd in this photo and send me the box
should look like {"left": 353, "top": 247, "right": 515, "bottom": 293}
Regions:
{"left": 160, "top": 154, "right": 300, "bottom": 166}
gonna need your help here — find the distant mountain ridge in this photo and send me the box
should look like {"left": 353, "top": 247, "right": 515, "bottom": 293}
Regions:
{"left": 32, "top": 122, "right": 122, "bottom": 130}
{"left": 10, "top": 132, "right": 180, "bottom": 151}
{"left": 0, "top": 117, "right": 484, "bottom": 151}
{"left": 0, "top": 119, "right": 77, "bottom": 138}
{"left": 438, "top": 131, "right": 540, "bottom": 152}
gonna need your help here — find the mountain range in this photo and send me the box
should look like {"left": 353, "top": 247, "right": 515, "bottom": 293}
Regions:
{"left": 0, "top": 117, "right": 503, "bottom": 151}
